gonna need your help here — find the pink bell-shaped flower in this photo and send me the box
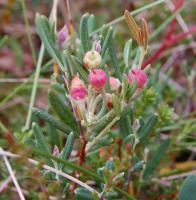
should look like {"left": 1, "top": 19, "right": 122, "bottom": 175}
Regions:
{"left": 70, "top": 76, "right": 87, "bottom": 100}
{"left": 88, "top": 69, "right": 107, "bottom": 90}
{"left": 109, "top": 77, "right": 121, "bottom": 92}
{"left": 128, "top": 69, "right": 147, "bottom": 88}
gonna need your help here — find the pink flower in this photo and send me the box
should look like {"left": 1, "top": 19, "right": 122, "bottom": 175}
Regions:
{"left": 88, "top": 69, "right": 106, "bottom": 90}
{"left": 128, "top": 69, "right": 147, "bottom": 88}
{"left": 109, "top": 77, "right": 121, "bottom": 92}
{"left": 70, "top": 76, "right": 87, "bottom": 100}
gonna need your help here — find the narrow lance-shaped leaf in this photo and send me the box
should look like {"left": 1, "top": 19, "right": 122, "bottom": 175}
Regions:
{"left": 48, "top": 90, "right": 79, "bottom": 133}
{"left": 35, "top": 14, "right": 64, "bottom": 71}
{"left": 101, "top": 27, "right": 113, "bottom": 57}
{"left": 131, "top": 160, "right": 145, "bottom": 172}
{"left": 32, "top": 122, "right": 51, "bottom": 154}
{"left": 75, "top": 187, "right": 93, "bottom": 200}
{"left": 79, "top": 13, "right": 90, "bottom": 53}
{"left": 71, "top": 56, "right": 88, "bottom": 83}
{"left": 32, "top": 122, "right": 53, "bottom": 166}
{"left": 59, "top": 132, "right": 75, "bottom": 170}
{"left": 143, "top": 138, "right": 170, "bottom": 179}
{"left": 47, "top": 123, "right": 60, "bottom": 147}
{"left": 123, "top": 39, "right": 132, "bottom": 69}
{"left": 138, "top": 113, "right": 158, "bottom": 141}
{"left": 112, "top": 94, "right": 121, "bottom": 116}
{"left": 32, "top": 107, "right": 74, "bottom": 135}
{"left": 108, "top": 38, "right": 122, "bottom": 80}
{"left": 88, "top": 14, "right": 95, "bottom": 34}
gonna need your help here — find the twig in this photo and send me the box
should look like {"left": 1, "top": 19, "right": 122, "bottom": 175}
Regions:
{"left": 91, "top": 0, "right": 165, "bottom": 35}
{"left": 0, "top": 175, "right": 12, "bottom": 192}
{"left": 160, "top": 169, "right": 196, "bottom": 181}
{"left": 0, "top": 78, "right": 51, "bottom": 83}
{"left": 0, "top": 148, "right": 101, "bottom": 197}
{"left": 1, "top": 151, "right": 25, "bottom": 200}
{"left": 166, "top": 0, "right": 196, "bottom": 54}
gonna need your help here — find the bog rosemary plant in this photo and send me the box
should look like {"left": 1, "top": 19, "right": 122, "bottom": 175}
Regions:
{"left": 27, "top": 10, "right": 172, "bottom": 199}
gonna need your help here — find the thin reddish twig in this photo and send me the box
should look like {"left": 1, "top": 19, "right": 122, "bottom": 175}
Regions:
{"left": 142, "top": 26, "right": 196, "bottom": 69}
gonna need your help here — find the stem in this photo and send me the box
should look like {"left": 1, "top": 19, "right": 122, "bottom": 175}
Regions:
{"left": 86, "top": 116, "right": 120, "bottom": 152}
{"left": 0, "top": 148, "right": 101, "bottom": 197}
{"left": 149, "top": 4, "right": 187, "bottom": 40}
{"left": 24, "top": 44, "right": 45, "bottom": 131}
{"left": 1, "top": 148, "right": 25, "bottom": 200}
{"left": 91, "top": 94, "right": 102, "bottom": 117}
{"left": 24, "top": 0, "right": 60, "bottom": 131}
{"left": 20, "top": 0, "right": 36, "bottom": 65}
{"left": 90, "top": 0, "right": 165, "bottom": 35}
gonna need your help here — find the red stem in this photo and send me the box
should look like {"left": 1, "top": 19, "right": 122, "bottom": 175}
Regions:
{"left": 142, "top": 27, "right": 196, "bottom": 69}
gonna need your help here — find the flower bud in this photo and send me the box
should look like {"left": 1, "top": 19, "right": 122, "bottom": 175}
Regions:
{"left": 83, "top": 50, "right": 102, "bottom": 69}
{"left": 57, "top": 24, "right": 69, "bottom": 48}
{"left": 109, "top": 77, "right": 121, "bottom": 92}
{"left": 88, "top": 69, "right": 106, "bottom": 90}
{"left": 95, "top": 40, "right": 101, "bottom": 53}
{"left": 128, "top": 69, "right": 147, "bottom": 88}
{"left": 70, "top": 76, "right": 87, "bottom": 100}
{"left": 53, "top": 145, "right": 60, "bottom": 157}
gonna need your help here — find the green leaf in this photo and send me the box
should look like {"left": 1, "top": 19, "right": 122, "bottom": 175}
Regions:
{"left": 75, "top": 187, "right": 93, "bottom": 200}
{"left": 79, "top": 13, "right": 90, "bottom": 53}
{"left": 112, "top": 94, "right": 121, "bottom": 116}
{"left": 35, "top": 13, "right": 64, "bottom": 71}
{"left": 59, "top": 132, "right": 75, "bottom": 170}
{"left": 143, "top": 138, "right": 170, "bottom": 179}
{"left": 32, "top": 107, "right": 73, "bottom": 134}
{"left": 108, "top": 38, "right": 122, "bottom": 80}
{"left": 120, "top": 116, "right": 133, "bottom": 138}
{"left": 88, "top": 14, "right": 95, "bottom": 34}
{"left": 123, "top": 39, "right": 132, "bottom": 69}
{"left": 0, "top": 35, "right": 9, "bottom": 48}
{"left": 71, "top": 56, "right": 88, "bottom": 83}
{"left": 179, "top": 175, "right": 196, "bottom": 200}
{"left": 47, "top": 123, "right": 60, "bottom": 147}
{"left": 32, "top": 123, "right": 53, "bottom": 166}
{"left": 32, "top": 122, "right": 51, "bottom": 153}
{"left": 138, "top": 113, "right": 158, "bottom": 141}
{"left": 101, "top": 27, "right": 113, "bottom": 57}
{"left": 48, "top": 90, "right": 79, "bottom": 133}
{"left": 131, "top": 160, "right": 144, "bottom": 172}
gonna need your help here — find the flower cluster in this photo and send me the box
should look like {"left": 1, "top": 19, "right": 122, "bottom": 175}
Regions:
{"left": 70, "top": 49, "right": 147, "bottom": 105}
